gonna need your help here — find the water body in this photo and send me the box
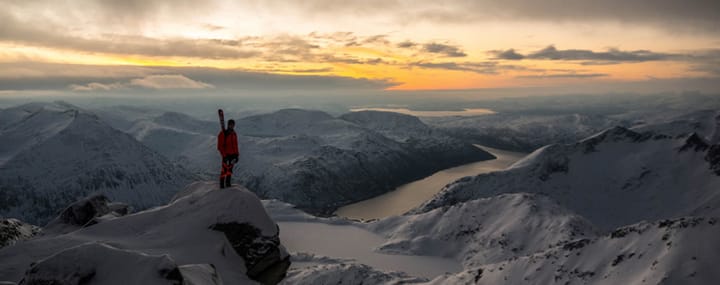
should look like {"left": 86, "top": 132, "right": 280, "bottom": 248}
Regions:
{"left": 335, "top": 145, "right": 527, "bottom": 220}
{"left": 349, "top": 107, "right": 496, "bottom": 117}
{"left": 278, "top": 221, "right": 463, "bottom": 278}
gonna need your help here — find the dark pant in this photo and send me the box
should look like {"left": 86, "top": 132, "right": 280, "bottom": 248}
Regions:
{"left": 220, "top": 154, "right": 238, "bottom": 188}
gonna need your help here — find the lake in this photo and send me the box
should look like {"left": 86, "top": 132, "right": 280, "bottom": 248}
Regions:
{"left": 335, "top": 145, "right": 526, "bottom": 220}
{"left": 349, "top": 107, "right": 496, "bottom": 117}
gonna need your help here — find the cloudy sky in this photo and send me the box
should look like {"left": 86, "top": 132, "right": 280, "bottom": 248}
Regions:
{"left": 1, "top": 0, "right": 719, "bottom": 96}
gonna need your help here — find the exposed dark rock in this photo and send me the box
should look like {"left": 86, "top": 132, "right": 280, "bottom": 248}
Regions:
{"left": 679, "top": 133, "right": 709, "bottom": 152}
{"left": 538, "top": 156, "right": 569, "bottom": 181}
{"left": 562, "top": 238, "right": 591, "bottom": 251}
{"left": 210, "top": 222, "right": 289, "bottom": 284}
{"left": 581, "top": 126, "right": 661, "bottom": 153}
{"left": 705, "top": 145, "right": 720, "bottom": 175}
{"left": 0, "top": 219, "right": 40, "bottom": 248}
{"left": 43, "top": 195, "right": 129, "bottom": 234}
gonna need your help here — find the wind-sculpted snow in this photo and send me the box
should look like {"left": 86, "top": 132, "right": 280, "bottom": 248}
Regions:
{"left": 18, "top": 242, "right": 194, "bottom": 285}
{"left": 429, "top": 217, "right": 720, "bottom": 285}
{"left": 0, "top": 181, "right": 290, "bottom": 284}
{"left": 371, "top": 193, "right": 596, "bottom": 268}
{"left": 416, "top": 127, "right": 720, "bottom": 230}
{"left": 0, "top": 102, "right": 196, "bottom": 224}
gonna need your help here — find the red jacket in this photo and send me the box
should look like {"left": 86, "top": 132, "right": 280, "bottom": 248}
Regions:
{"left": 217, "top": 130, "right": 239, "bottom": 157}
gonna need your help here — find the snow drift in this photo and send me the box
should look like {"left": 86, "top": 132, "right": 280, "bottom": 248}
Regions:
{"left": 0, "top": 182, "right": 290, "bottom": 284}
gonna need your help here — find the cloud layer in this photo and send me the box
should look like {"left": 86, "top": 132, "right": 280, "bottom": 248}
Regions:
{"left": 492, "top": 46, "right": 677, "bottom": 63}
{"left": 69, "top": 74, "right": 214, "bottom": 91}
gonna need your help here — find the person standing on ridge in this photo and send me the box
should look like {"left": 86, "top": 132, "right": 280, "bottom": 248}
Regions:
{"left": 217, "top": 119, "right": 239, "bottom": 188}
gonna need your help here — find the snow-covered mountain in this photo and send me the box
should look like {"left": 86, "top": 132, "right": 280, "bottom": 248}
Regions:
{"left": 99, "top": 108, "right": 493, "bottom": 215}
{"left": 121, "top": 111, "right": 218, "bottom": 175}
{"left": 370, "top": 193, "right": 596, "bottom": 268}
{"left": 234, "top": 109, "right": 493, "bottom": 214}
{"left": 0, "top": 182, "right": 290, "bottom": 284}
{"left": 0, "top": 102, "right": 196, "bottom": 224}
{"left": 426, "top": 113, "right": 628, "bottom": 152}
{"left": 280, "top": 217, "right": 719, "bottom": 285}
{"left": 277, "top": 131, "right": 720, "bottom": 284}
{"left": 629, "top": 109, "right": 720, "bottom": 144}
{"left": 415, "top": 126, "right": 720, "bottom": 231}
{"left": 430, "top": 216, "right": 719, "bottom": 285}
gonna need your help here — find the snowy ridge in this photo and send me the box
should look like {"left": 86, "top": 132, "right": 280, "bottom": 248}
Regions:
{"left": 0, "top": 102, "right": 196, "bottom": 224}
{"left": 340, "top": 110, "right": 433, "bottom": 142}
{"left": 0, "top": 182, "right": 290, "bottom": 284}
{"left": 21, "top": 242, "right": 194, "bottom": 285}
{"left": 281, "top": 263, "right": 428, "bottom": 285}
{"left": 415, "top": 126, "right": 720, "bottom": 230}
{"left": 629, "top": 109, "right": 720, "bottom": 144}
{"left": 370, "top": 193, "right": 596, "bottom": 268}
{"left": 429, "top": 217, "right": 720, "bottom": 285}
{"left": 125, "top": 112, "right": 218, "bottom": 176}
{"left": 426, "top": 113, "right": 626, "bottom": 152}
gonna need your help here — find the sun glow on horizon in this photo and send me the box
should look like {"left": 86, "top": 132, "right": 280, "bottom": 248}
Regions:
{"left": 1, "top": 0, "right": 718, "bottom": 94}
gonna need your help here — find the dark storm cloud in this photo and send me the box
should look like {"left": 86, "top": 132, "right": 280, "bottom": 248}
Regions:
{"left": 0, "top": 63, "right": 396, "bottom": 92}
{"left": 422, "top": 43, "right": 467, "bottom": 57}
{"left": 492, "top": 46, "right": 678, "bottom": 63}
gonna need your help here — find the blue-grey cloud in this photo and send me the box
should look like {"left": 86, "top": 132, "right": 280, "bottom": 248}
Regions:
{"left": 0, "top": 63, "right": 397, "bottom": 92}
{"left": 492, "top": 49, "right": 525, "bottom": 60}
{"left": 421, "top": 43, "right": 467, "bottom": 57}
{"left": 516, "top": 73, "right": 609, "bottom": 79}
{"left": 492, "top": 45, "right": 677, "bottom": 63}
{"left": 412, "top": 61, "right": 524, "bottom": 74}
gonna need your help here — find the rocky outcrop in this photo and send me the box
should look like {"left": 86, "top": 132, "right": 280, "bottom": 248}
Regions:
{"left": 42, "top": 194, "right": 129, "bottom": 234}
{"left": 0, "top": 182, "right": 291, "bottom": 284}
{"left": 0, "top": 219, "right": 40, "bottom": 249}
{"left": 210, "top": 222, "right": 290, "bottom": 284}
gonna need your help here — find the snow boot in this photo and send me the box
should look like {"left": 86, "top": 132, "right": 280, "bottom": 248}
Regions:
{"left": 219, "top": 176, "right": 226, "bottom": 189}
{"left": 225, "top": 175, "right": 232, "bottom": 187}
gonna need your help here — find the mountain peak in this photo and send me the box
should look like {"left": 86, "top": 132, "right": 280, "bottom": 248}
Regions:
{"left": 579, "top": 126, "right": 667, "bottom": 153}
{"left": 679, "top": 132, "right": 710, "bottom": 152}
{"left": 268, "top": 108, "right": 334, "bottom": 121}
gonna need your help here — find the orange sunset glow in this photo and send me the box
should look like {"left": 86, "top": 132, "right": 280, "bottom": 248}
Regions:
{"left": 1, "top": 0, "right": 718, "bottom": 95}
